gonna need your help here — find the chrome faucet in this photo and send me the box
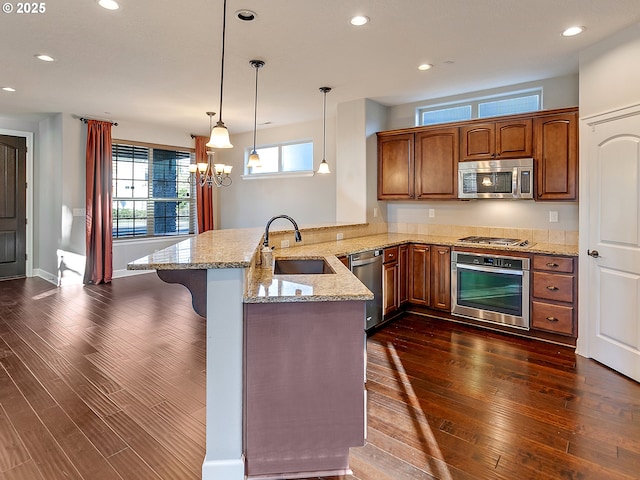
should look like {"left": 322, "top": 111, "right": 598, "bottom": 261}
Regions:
{"left": 263, "top": 214, "right": 302, "bottom": 248}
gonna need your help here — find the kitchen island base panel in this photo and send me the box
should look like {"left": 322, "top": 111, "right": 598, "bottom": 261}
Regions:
{"left": 244, "top": 301, "right": 366, "bottom": 478}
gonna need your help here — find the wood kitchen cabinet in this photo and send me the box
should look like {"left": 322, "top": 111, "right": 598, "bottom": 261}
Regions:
{"left": 530, "top": 254, "right": 577, "bottom": 337}
{"left": 383, "top": 246, "right": 400, "bottom": 317}
{"left": 408, "top": 244, "right": 451, "bottom": 311}
{"left": 377, "top": 127, "right": 458, "bottom": 200}
{"left": 399, "top": 244, "right": 409, "bottom": 306}
{"left": 377, "top": 133, "right": 413, "bottom": 199}
{"left": 534, "top": 110, "right": 578, "bottom": 201}
{"left": 460, "top": 118, "right": 532, "bottom": 161}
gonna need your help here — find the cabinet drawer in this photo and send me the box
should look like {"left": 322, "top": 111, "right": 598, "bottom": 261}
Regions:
{"left": 384, "top": 246, "right": 399, "bottom": 264}
{"left": 532, "top": 272, "right": 574, "bottom": 303}
{"left": 531, "top": 301, "right": 574, "bottom": 335}
{"left": 533, "top": 255, "right": 574, "bottom": 273}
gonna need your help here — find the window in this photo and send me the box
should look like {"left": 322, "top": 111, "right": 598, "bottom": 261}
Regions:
{"left": 244, "top": 140, "right": 313, "bottom": 176}
{"left": 418, "top": 89, "right": 542, "bottom": 126}
{"left": 112, "top": 142, "right": 196, "bottom": 239}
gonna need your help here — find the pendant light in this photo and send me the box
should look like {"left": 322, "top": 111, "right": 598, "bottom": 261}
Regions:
{"left": 317, "top": 86, "right": 332, "bottom": 174}
{"left": 247, "top": 59, "right": 265, "bottom": 168}
{"left": 207, "top": 0, "right": 233, "bottom": 149}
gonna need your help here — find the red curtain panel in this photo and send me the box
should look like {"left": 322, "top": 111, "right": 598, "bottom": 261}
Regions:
{"left": 84, "top": 120, "right": 113, "bottom": 284}
{"left": 195, "top": 136, "right": 215, "bottom": 233}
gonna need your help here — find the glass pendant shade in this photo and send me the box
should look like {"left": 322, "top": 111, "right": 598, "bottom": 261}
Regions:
{"left": 207, "top": 121, "right": 233, "bottom": 148}
{"left": 247, "top": 150, "right": 261, "bottom": 168}
{"left": 317, "top": 159, "right": 331, "bottom": 174}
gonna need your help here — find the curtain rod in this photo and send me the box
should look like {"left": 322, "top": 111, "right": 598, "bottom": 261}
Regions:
{"left": 80, "top": 117, "right": 118, "bottom": 126}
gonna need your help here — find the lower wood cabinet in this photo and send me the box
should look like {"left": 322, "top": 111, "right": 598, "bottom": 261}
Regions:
{"left": 409, "top": 244, "right": 451, "bottom": 311}
{"left": 530, "top": 254, "right": 577, "bottom": 337}
{"left": 399, "top": 244, "right": 409, "bottom": 306}
{"left": 383, "top": 246, "right": 400, "bottom": 317}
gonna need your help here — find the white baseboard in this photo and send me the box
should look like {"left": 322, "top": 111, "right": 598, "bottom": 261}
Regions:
{"left": 34, "top": 268, "right": 59, "bottom": 286}
{"left": 113, "top": 268, "right": 154, "bottom": 279}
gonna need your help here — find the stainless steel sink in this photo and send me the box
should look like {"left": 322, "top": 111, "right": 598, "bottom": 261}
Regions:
{"left": 273, "top": 258, "right": 335, "bottom": 275}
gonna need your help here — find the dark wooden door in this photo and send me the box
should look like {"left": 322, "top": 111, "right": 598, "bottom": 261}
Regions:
{"left": 0, "top": 135, "right": 27, "bottom": 279}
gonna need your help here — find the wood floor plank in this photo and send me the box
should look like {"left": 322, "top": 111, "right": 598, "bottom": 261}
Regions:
{"left": 1, "top": 276, "right": 639, "bottom": 480}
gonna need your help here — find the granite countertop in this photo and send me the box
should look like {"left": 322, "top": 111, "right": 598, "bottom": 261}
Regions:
{"left": 128, "top": 227, "right": 578, "bottom": 305}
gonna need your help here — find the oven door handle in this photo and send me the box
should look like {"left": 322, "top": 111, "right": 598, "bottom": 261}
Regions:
{"left": 454, "top": 263, "right": 525, "bottom": 276}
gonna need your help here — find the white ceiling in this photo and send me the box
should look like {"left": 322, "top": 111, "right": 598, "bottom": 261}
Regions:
{"left": 1, "top": 0, "right": 639, "bottom": 136}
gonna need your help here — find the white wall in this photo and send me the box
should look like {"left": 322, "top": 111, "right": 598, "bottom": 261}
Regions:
{"left": 217, "top": 118, "right": 336, "bottom": 229}
{"left": 579, "top": 22, "right": 640, "bottom": 117}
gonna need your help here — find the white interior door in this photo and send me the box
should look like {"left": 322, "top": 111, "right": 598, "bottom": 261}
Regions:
{"left": 583, "top": 108, "right": 640, "bottom": 383}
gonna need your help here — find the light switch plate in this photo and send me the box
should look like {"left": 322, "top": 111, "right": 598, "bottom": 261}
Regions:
{"left": 280, "top": 240, "right": 290, "bottom": 248}
{"left": 336, "top": 233, "right": 344, "bottom": 240}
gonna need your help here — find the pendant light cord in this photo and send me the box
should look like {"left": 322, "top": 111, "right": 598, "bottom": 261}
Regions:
{"left": 218, "top": 0, "right": 227, "bottom": 122}
{"left": 252, "top": 63, "right": 259, "bottom": 151}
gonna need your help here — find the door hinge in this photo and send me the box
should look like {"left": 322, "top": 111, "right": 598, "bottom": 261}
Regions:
{"left": 25, "top": 253, "right": 28, "bottom": 261}
{"left": 25, "top": 218, "right": 28, "bottom": 225}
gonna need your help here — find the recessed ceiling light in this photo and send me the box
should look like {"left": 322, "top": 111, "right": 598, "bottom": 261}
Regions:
{"left": 418, "top": 63, "right": 433, "bottom": 71}
{"left": 35, "top": 54, "right": 55, "bottom": 62}
{"left": 2, "top": 87, "right": 16, "bottom": 92}
{"left": 350, "top": 15, "right": 369, "bottom": 26}
{"left": 235, "top": 9, "right": 256, "bottom": 21}
{"left": 562, "top": 26, "right": 585, "bottom": 37}
{"left": 98, "top": 0, "right": 120, "bottom": 10}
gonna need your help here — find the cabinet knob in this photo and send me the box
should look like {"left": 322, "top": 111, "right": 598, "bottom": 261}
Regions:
{"left": 546, "top": 285, "right": 559, "bottom": 291}
{"left": 546, "top": 262, "right": 559, "bottom": 268}
{"left": 546, "top": 316, "right": 559, "bottom": 322}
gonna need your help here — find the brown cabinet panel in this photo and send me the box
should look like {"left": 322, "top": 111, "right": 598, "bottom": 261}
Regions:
{"left": 409, "top": 244, "right": 431, "bottom": 305}
{"left": 530, "top": 253, "right": 577, "bottom": 339}
{"left": 532, "top": 255, "right": 574, "bottom": 273}
{"left": 534, "top": 112, "right": 578, "bottom": 201}
{"left": 399, "top": 244, "right": 409, "bottom": 306}
{"left": 531, "top": 301, "right": 574, "bottom": 336}
{"left": 496, "top": 119, "right": 532, "bottom": 158}
{"left": 532, "top": 271, "right": 574, "bottom": 303}
{"left": 415, "top": 128, "right": 459, "bottom": 199}
{"left": 460, "top": 119, "right": 532, "bottom": 161}
{"left": 383, "top": 246, "right": 399, "bottom": 264}
{"left": 377, "top": 134, "right": 414, "bottom": 199}
{"left": 383, "top": 261, "right": 399, "bottom": 316}
{"left": 460, "top": 123, "right": 494, "bottom": 160}
{"left": 430, "top": 246, "right": 451, "bottom": 311}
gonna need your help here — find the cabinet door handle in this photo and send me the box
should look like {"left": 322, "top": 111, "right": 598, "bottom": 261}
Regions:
{"left": 546, "top": 285, "right": 559, "bottom": 291}
{"left": 587, "top": 249, "right": 600, "bottom": 258}
{"left": 546, "top": 316, "right": 559, "bottom": 322}
{"left": 546, "top": 262, "right": 559, "bottom": 268}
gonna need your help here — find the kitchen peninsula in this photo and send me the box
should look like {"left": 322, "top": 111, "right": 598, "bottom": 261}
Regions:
{"left": 129, "top": 223, "right": 578, "bottom": 479}
{"left": 128, "top": 226, "right": 373, "bottom": 480}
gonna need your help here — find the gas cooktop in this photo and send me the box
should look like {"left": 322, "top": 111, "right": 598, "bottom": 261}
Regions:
{"left": 458, "top": 236, "right": 530, "bottom": 247}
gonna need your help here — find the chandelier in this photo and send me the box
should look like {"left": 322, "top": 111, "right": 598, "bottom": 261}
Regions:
{"left": 189, "top": 112, "right": 233, "bottom": 187}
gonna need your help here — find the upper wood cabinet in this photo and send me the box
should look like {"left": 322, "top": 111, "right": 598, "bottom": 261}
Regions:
{"left": 415, "top": 128, "right": 459, "bottom": 199}
{"left": 534, "top": 111, "right": 578, "bottom": 201}
{"left": 460, "top": 119, "right": 532, "bottom": 161}
{"left": 377, "top": 133, "right": 414, "bottom": 199}
{"left": 378, "top": 127, "right": 458, "bottom": 200}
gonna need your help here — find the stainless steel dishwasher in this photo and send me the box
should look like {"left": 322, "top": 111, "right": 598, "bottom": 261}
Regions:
{"left": 349, "top": 249, "right": 383, "bottom": 331}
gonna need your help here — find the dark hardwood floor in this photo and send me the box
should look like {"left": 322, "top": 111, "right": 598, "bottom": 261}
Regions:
{"left": 0, "top": 274, "right": 638, "bottom": 480}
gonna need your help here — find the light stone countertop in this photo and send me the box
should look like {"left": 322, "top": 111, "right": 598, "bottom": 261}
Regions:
{"left": 128, "top": 228, "right": 578, "bottom": 305}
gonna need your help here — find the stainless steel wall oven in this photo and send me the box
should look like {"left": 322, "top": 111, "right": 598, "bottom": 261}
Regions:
{"left": 451, "top": 251, "right": 530, "bottom": 329}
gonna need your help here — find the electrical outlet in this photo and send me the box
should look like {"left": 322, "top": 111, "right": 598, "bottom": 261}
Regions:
{"left": 280, "top": 239, "right": 290, "bottom": 248}
{"left": 373, "top": 207, "right": 378, "bottom": 218}
{"left": 549, "top": 211, "right": 559, "bottom": 223}
{"left": 72, "top": 208, "right": 86, "bottom": 217}
{"left": 336, "top": 233, "right": 344, "bottom": 240}
{"left": 429, "top": 208, "right": 435, "bottom": 218}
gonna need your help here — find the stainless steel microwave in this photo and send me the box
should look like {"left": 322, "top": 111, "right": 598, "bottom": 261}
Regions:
{"left": 458, "top": 158, "right": 534, "bottom": 199}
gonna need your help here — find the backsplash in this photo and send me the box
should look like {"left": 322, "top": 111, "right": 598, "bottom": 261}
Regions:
{"left": 266, "top": 221, "right": 577, "bottom": 249}
{"left": 387, "top": 222, "right": 578, "bottom": 246}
